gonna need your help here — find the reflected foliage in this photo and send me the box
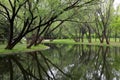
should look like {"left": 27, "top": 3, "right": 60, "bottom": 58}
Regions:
{"left": 43, "top": 44, "right": 120, "bottom": 80}
{"left": 0, "top": 52, "right": 71, "bottom": 80}
{"left": 0, "top": 44, "right": 120, "bottom": 80}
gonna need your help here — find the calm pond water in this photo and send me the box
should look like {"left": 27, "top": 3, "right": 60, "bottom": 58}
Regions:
{"left": 0, "top": 44, "right": 120, "bottom": 80}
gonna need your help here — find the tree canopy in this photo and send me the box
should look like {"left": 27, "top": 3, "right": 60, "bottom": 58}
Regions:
{"left": 0, "top": 0, "right": 120, "bottom": 49}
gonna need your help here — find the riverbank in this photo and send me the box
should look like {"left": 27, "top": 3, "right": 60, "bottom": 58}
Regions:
{"left": 0, "top": 44, "right": 49, "bottom": 54}
{"left": 42, "top": 39, "right": 120, "bottom": 47}
{"left": 0, "top": 39, "right": 120, "bottom": 54}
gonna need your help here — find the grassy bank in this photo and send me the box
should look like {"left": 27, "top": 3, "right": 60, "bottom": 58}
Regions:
{"left": 42, "top": 39, "right": 120, "bottom": 47}
{"left": 0, "top": 44, "right": 49, "bottom": 54}
{"left": 0, "top": 38, "right": 120, "bottom": 54}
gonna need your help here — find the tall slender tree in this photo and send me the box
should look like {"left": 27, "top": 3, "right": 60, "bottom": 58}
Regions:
{"left": 94, "top": 0, "right": 114, "bottom": 44}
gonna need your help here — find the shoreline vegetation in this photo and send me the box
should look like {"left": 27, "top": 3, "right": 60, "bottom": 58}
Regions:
{"left": 0, "top": 38, "right": 120, "bottom": 54}
{"left": 42, "top": 39, "right": 120, "bottom": 47}
{"left": 0, "top": 44, "right": 49, "bottom": 54}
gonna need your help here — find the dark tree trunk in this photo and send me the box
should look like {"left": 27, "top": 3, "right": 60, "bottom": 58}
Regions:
{"left": 5, "top": 35, "right": 24, "bottom": 49}
{"left": 6, "top": 21, "right": 14, "bottom": 49}
{"left": 34, "top": 27, "right": 40, "bottom": 46}
{"left": 79, "top": 29, "right": 81, "bottom": 42}
{"left": 101, "top": 30, "right": 109, "bottom": 44}
{"left": 27, "top": 36, "right": 44, "bottom": 48}
{"left": 104, "top": 30, "right": 109, "bottom": 44}
{"left": 81, "top": 33, "right": 84, "bottom": 42}
{"left": 115, "top": 32, "right": 117, "bottom": 42}
{"left": 85, "top": 22, "right": 91, "bottom": 43}
{"left": 88, "top": 31, "right": 91, "bottom": 43}
{"left": 105, "top": 36, "right": 109, "bottom": 44}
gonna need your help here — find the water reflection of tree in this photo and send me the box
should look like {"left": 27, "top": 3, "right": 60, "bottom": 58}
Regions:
{"left": 1, "top": 44, "right": 120, "bottom": 80}
{"left": 41, "top": 44, "right": 120, "bottom": 80}
{"left": 44, "top": 44, "right": 113, "bottom": 79}
{"left": 0, "top": 51, "right": 71, "bottom": 80}
{"left": 72, "top": 45, "right": 120, "bottom": 80}
{"left": 62, "top": 44, "right": 115, "bottom": 80}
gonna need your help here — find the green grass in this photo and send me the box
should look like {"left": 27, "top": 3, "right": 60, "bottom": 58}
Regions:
{"left": 0, "top": 38, "right": 120, "bottom": 54}
{"left": 42, "top": 39, "right": 120, "bottom": 47}
{"left": 0, "top": 44, "right": 49, "bottom": 55}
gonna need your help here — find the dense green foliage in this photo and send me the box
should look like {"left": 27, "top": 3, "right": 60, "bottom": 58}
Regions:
{"left": 0, "top": 0, "right": 119, "bottom": 50}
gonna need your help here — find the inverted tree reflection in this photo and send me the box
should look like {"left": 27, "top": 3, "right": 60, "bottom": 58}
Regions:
{"left": 0, "top": 51, "right": 71, "bottom": 80}
{"left": 0, "top": 44, "right": 120, "bottom": 80}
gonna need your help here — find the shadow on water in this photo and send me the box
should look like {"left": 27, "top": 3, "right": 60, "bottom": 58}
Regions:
{"left": 0, "top": 44, "right": 120, "bottom": 80}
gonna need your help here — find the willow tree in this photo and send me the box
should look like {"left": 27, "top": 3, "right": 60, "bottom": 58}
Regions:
{"left": 94, "top": 0, "right": 114, "bottom": 44}
{"left": 27, "top": 0, "right": 101, "bottom": 48}
{"left": 0, "top": 0, "right": 99, "bottom": 49}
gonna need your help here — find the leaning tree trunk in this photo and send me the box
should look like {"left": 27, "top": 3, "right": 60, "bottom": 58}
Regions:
{"left": 5, "top": 36, "right": 23, "bottom": 50}
{"left": 104, "top": 29, "right": 109, "bottom": 44}
{"left": 105, "top": 35, "right": 109, "bottom": 44}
